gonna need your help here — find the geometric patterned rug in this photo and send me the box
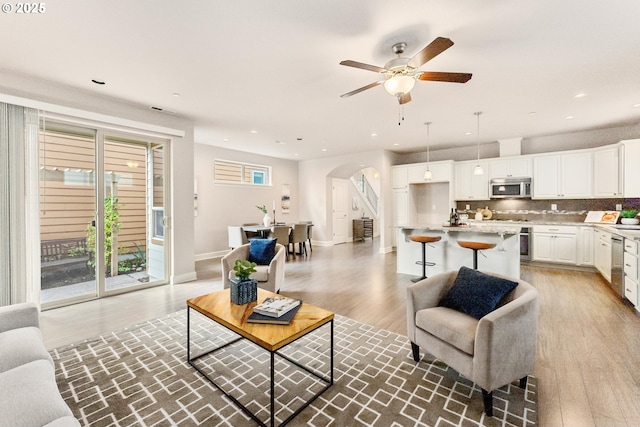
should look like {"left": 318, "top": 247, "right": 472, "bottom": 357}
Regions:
{"left": 50, "top": 309, "right": 537, "bottom": 427}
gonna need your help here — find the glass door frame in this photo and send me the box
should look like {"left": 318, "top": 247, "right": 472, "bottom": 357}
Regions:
{"left": 40, "top": 120, "right": 171, "bottom": 309}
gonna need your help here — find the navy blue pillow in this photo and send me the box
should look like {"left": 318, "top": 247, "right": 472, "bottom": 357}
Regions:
{"left": 248, "top": 238, "right": 277, "bottom": 265}
{"left": 438, "top": 267, "right": 518, "bottom": 320}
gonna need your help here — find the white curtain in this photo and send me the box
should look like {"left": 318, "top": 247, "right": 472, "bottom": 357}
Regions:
{"left": 0, "top": 103, "right": 40, "bottom": 306}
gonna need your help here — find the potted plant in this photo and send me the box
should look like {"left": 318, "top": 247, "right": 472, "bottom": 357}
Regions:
{"left": 230, "top": 259, "right": 258, "bottom": 304}
{"left": 256, "top": 205, "right": 271, "bottom": 226}
{"left": 620, "top": 208, "right": 639, "bottom": 225}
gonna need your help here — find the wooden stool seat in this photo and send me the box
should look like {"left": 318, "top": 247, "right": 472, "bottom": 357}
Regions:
{"left": 409, "top": 235, "right": 442, "bottom": 282}
{"left": 457, "top": 240, "right": 496, "bottom": 269}
{"left": 457, "top": 241, "right": 496, "bottom": 251}
{"left": 409, "top": 235, "right": 442, "bottom": 244}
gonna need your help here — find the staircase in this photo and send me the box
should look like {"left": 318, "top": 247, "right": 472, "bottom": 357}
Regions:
{"left": 352, "top": 170, "right": 379, "bottom": 217}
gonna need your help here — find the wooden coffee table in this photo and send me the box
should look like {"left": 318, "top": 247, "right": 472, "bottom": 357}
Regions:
{"left": 187, "top": 288, "right": 334, "bottom": 427}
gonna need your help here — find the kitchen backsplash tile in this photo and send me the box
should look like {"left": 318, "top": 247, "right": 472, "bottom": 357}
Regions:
{"left": 456, "top": 198, "right": 640, "bottom": 222}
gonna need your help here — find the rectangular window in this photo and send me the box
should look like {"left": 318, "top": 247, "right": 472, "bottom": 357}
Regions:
{"left": 214, "top": 159, "right": 271, "bottom": 186}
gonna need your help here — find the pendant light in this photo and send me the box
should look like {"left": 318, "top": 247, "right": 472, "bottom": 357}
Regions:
{"left": 473, "top": 111, "right": 484, "bottom": 175}
{"left": 423, "top": 122, "right": 433, "bottom": 180}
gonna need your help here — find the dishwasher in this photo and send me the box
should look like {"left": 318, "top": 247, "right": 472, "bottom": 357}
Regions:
{"left": 611, "top": 235, "right": 624, "bottom": 297}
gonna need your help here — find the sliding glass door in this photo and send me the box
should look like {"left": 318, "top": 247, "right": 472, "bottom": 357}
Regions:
{"left": 40, "top": 123, "right": 169, "bottom": 308}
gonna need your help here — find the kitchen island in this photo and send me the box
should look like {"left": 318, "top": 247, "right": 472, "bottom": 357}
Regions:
{"left": 397, "top": 224, "right": 522, "bottom": 279}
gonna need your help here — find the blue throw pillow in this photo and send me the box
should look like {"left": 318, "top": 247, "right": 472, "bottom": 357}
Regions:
{"left": 248, "top": 238, "right": 277, "bottom": 265}
{"left": 438, "top": 267, "right": 518, "bottom": 320}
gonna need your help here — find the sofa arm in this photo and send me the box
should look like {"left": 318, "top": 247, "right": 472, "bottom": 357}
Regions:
{"left": 221, "top": 244, "right": 251, "bottom": 288}
{"left": 406, "top": 271, "right": 457, "bottom": 341}
{"left": 473, "top": 283, "right": 539, "bottom": 391}
{"left": 267, "top": 244, "right": 286, "bottom": 291}
{"left": 0, "top": 302, "right": 40, "bottom": 333}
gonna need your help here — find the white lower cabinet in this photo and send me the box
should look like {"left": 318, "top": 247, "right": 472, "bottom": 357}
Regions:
{"left": 594, "top": 229, "right": 612, "bottom": 282}
{"left": 577, "top": 226, "right": 594, "bottom": 266}
{"left": 532, "top": 225, "right": 577, "bottom": 264}
{"left": 623, "top": 239, "right": 639, "bottom": 307}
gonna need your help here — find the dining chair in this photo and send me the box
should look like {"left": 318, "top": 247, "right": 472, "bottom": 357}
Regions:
{"left": 301, "top": 220, "right": 313, "bottom": 252}
{"left": 269, "top": 225, "right": 291, "bottom": 258}
{"left": 289, "top": 223, "right": 309, "bottom": 256}
{"left": 242, "top": 222, "right": 260, "bottom": 239}
{"left": 227, "top": 226, "right": 248, "bottom": 249}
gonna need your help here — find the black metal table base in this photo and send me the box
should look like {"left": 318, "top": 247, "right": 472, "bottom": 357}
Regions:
{"left": 187, "top": 307, "right": 334, "bottom": 427}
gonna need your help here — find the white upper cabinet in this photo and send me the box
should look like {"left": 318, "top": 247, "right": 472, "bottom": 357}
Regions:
{"left": 533, "top": 151, "right": 592, "bottom": 199}
{"left": 592, "top": 146, "right": 621, "bottom": 197}
{"left": 392, "top": 165, "right": 408, "bottom": 189}
{"left": 424, "top": 160, "right": 454, "bottom": 182}
{"left": 488, "top": 156, "right": 532, "bottom": 179}
{"left": 407, "top": 164, "right": 426, "bottom": 183}
{"left": 454, "top": 160, "right": 489, "bottom": 200}
{"left": 621, "top": 139, "right": 640, "bottom": 197}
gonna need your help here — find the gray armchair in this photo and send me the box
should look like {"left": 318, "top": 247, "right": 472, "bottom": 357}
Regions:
{"left": 406, "top": 270, "right": 538, "bottom": 416}
{"left": 221, "top": 243, "right": 286, "bottom": 293}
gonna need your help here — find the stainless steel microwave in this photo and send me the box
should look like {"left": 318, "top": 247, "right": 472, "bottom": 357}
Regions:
{"left": 489, "top": 177, "right": 532, "bottom": 199}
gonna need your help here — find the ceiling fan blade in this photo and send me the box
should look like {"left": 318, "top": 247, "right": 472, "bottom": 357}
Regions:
{"left": 339, "top": 60, "right": 387, "bottom": 73}
{"left": 417, "top": 71, "right": 473, "bottom": 83}
{"left": 340, "top": 80, "right": 385, "bottom": 98}
{"left": 407, "top": 37, "right": 454, "bottom": 69}
{"left": 398, "top": 93, "right": 411, "bottom": 104}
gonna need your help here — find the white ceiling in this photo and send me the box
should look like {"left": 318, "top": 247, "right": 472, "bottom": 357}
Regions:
{"left": 2, "top": 1, "right": 640, "bottom": 160}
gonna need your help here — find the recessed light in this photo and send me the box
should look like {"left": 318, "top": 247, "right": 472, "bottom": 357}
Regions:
{"left": 172, "top": 92, "right": 181, "bottom": 97}
{"left": 294, "top": 153, "right": 299, "bottom": 156}
{"left": 223, "top": 138, "right": 229, "bottom": 142}
{"left": 393, "top": 143, "right": 399, "bottom": 146}
{"left": 465, "top": 132, "right": 472, "bottom": 135}
{"left": 633, "top": 103, "right": 640, "bottom": 108}
{"left": 321, "top": 148, "right": 327, "bottom": 152}
{"left": 91, "top": 79, "right": 105, "bottom": 85}
{"left": 565, "top": 115, "right": 575, "bottom": 120}
{"left": 250, "top": 130, "right": 258, "bottom": 134}
{"left": 574, "top": 93, "right": 587, "bottom": 98}
{"left": 371, "top": 133, "right": 377, "bottom": 137}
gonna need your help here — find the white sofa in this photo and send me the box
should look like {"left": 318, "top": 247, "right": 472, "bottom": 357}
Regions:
{"left": 0, "top": 302, "right": 80, "bottom": 427}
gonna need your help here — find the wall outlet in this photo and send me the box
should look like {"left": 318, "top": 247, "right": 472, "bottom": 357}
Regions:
{"left": 616, "top": 203, "right": 622, "bottom": 211}
{"left": 551, "top": 203, "right": 557, "bottom": 211}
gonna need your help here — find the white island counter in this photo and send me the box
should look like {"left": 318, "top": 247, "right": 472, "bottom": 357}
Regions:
{"left": 397, "top": 224, "right": 522, "bottom": 278}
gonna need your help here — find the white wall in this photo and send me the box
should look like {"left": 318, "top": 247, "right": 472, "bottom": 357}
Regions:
{"left": 193, "top": 143, "right": 299, "bottom": 259}
{"left": 0, "top": 72, "right": 197, "bottom": 284}
{"left": 298, "top": 149, "right": 394, "bottom": 252}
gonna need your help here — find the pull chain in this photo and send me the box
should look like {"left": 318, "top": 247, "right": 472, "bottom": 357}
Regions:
{"left": 398, "top": 104, "right": 405, "bottom": 125}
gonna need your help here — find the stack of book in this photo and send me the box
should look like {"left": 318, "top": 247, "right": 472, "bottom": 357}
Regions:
{"left": 247, "top": 297, "right": 302, "bottom": 324}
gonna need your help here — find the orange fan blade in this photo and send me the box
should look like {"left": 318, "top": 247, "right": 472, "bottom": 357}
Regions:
{"left": 407, "top": 37, "right": 454, "bottom": 69}
{"left": 417, "top": 71, "right": 472, "bottom": 83}
{"left": 398, "top": 93, "right": 411, "bottom": 104}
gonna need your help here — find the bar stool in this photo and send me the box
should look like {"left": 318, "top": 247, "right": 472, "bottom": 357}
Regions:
{"left": 409, "top": 235, "right": 442, "bottom": 282}
{"left": 457, "top": 240, "right": 497, "bottom": 270}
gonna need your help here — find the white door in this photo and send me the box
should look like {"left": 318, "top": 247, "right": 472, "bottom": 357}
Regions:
{"left": 332, "top": 178, "right": 348, "bottom": 244}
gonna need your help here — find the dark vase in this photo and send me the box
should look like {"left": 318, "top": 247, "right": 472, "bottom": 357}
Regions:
{"left": 230, "top": 278, "right": 258, "bottom": 305}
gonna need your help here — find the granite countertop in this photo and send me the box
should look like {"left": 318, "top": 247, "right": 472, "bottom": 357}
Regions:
{"left": 399, "top": 223, "right": 521, "bottom": 235}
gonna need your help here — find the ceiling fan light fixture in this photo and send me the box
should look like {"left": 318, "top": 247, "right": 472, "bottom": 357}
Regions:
{"left": 384, "top": 75, "right": 415, "bottom": 97}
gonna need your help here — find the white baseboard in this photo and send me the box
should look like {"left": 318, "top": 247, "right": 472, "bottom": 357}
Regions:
{"left": 171, "top": 271, "right": 198, "bottom": 284}
{"left": 195, "top": 250, "right": 228, "bottom": 261}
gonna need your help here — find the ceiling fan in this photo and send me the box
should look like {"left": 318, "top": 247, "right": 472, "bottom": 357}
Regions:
{"left": 339, "top": 37, "right": 472, "bottom": 104}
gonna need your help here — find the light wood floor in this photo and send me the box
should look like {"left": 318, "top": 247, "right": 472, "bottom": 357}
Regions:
{"left": 40, "top": 238, "right": 640, "bottom": 427}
